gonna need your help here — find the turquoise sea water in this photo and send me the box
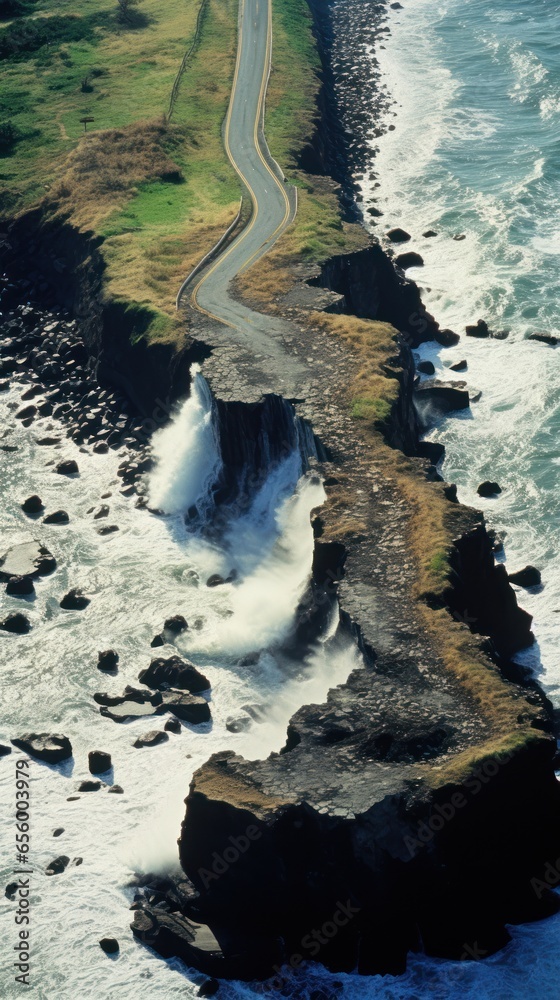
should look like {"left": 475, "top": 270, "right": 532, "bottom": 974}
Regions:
{"left": 362, "top": 0, "right": 560, "bottom": 690}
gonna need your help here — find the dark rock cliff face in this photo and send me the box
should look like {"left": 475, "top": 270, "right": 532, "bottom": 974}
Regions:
{"left": 3, "top": 213, "right": 197, "bottom": 415}
{"left": 308, "top": 244, "right": 439, "bottom": 347}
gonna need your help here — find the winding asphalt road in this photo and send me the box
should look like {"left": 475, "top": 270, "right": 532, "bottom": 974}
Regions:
{"left": 185, "top": 0, "right": 300, "bottom": 374}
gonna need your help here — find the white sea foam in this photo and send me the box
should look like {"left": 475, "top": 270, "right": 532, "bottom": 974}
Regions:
{"left": 148, "top": 363, "right": 222, "bottom": 515}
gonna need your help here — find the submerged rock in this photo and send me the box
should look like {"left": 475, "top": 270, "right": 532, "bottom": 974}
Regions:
{"left": 89, "top": 750, "right": 112, "bottom": 774}
{"left": 466, "top": 319, "right": 490, "bottom": 338}
{"left": 395, "top": 251, "right": 424, "bottom": 270}
{"left": 417, "top": 360, "right": 435, "bottom": 376}
{"left": 164, "top": 718, "right": 182, "bottom": 734}
{"left": 43, "top": 510, "right": 69, "bottom": 525}
{"left": 99, "top": 938, "right": 119, "bottom": 955}
{"left": 46, "top": 856, "right": 70, "bottom": 877}
{"left": 386, "top": 227, "right": 411, "bottom": 243}
{"left": 508, "top": 566, "right": 542, "bottom": 589}
{"left": 21, "top": 495, "right": 43, "bottom": 515}
{"left": 97, "top": 649, "right": 119, "bottom": 672}
{"left": 206, "top": 574, "right": 226, "bottom": 588}
{"left": 11, "top": 733, "right": 72, "bottom": 763}
{"left": 139, "top": 655, "right": 210, "bottom": 694}
{"left": 55, "top": 459, "right": 79, "bottom": 476}
{"left": 198, "top": 980, "right": 220, "bottom": 997}
{"left": 415, "top": 380, "right": 470, "bottom": 417}
{"left": 477, "top": 481, "right": 502, "bottom": 498}
{"left": 6, "top": 576, "right": 34, "bottom": 597}
{"left": 78, "top": 779, "right": 101, "bottom": 792}
{"left": 0, "top": 541, "right": 56, "bottom": 580}
{"left": 60, "top": 589, "right": 90, "bottom": 610}
{"left": 133, "top": 730, "right": 169, "bottom": 749}
{"left": 164, "top": 615, "right": 188, "bottom": 635}
{"left": 529, "top": 333, "right": 558, "bottom": 347}
{"left": 1, "top": 612, "right": 31, "bottom": 634}
{"left": 434, "top": 328, "right": 460, "bottom": 347}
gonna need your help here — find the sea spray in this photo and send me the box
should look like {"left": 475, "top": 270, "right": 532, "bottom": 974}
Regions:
{"left": 148, "top": 364, "right": 222, "bottom": 516}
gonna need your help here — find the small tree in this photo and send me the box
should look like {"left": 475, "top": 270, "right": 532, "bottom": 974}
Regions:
{"left": 116, "top": 0, "right": 139, "bottom": 22}
{"left": 0, "top": 121, "right": 19, "bottom": 154}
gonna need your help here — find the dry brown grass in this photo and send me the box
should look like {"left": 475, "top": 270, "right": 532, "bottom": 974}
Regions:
{"left": 46, "top": 119, "right": 182, "bottom": 230}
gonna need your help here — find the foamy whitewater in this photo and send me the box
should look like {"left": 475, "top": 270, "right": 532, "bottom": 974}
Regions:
{"left": 0, "top": 369, "right": 361, "bottom": 998}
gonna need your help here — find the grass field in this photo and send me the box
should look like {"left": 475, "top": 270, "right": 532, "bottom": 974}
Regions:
{"left": 0, "top": 0, "right": 241, "bottom": 339}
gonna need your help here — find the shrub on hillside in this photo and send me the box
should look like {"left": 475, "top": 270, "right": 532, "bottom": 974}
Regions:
{"left": 0, "top": 120, "right": 21, "bottom": 154}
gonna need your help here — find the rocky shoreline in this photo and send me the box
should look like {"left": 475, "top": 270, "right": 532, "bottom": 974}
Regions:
{"left": 1, "top": 0, "right": 560, "bottom": 990}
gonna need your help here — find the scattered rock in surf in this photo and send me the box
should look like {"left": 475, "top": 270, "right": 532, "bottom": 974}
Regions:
{"left": 1, "top": 612, "right": 31, "bottom": 634}
{"left": 198, "top": 980, "right": 220, "bottom": 998}
{"left": 395, "top": 251, "right": 424, "bottom": 269}
{"left": 0, "top": 744, "right": 12, "bottom": 757}
{"left": 0, "top": 541, "right": 56, "bottom": 580}
{"left": 160, "top": 691, "right": 211, "bottom": 724}
{"left": 453, "top": 234, "right": 467, "bottom": 241}
{"left": 93, "top": 441, "right": 109, "bottom": 454}
{"left": 97, "top": 524, "right": 119, "bottom": 536}
{"left": 423, "top": 230, "right": 438, "bottom": 238}
{"left": 55, "top": 459, "right": 79, "bottom": 476}
{"left": 477, "top": 481, "right": 502, "bottom": 498}
{"left": 466, "top": 319, "right": 490, "bottom": 338}
{"left": 206, "top": 574, "right": 227, "bottom": 588}
{"left": 492, "top": 329, "right": 510, "bottom": 340}
{"left": 46, "top": 856, "right": 70, "bottom": 877}
{"left": 53, "top": 828, "right": 64, "bottom": 837}
{"left": 417, "top": 361, "right": 435, "bottom": 376}
{"left": 36, "top": 437, "right": 61, "bottom": 446}
{"left": 386, "top": 227, "right": 411, "bottom": 243}
{"left": 6, "top": 576, "right": 34, "bottom": 597}
{"left": 150, "top": 634, "right": 165, "bottom": 648}
{"left": 414, "top": 380, "right": 470, "bottom": 416}
{"left": 93, "top": 505, "right": 110, "bottom": 520}
{"left": 529, "top": 333, "right": 558, "bottom": 347}
{"left": 0, "top": 379, "right": 10, "bottom": 391}
{"left": 21, "top": 495, "right": 43, "bottom": 515}
{"left": 226, "top": 715, "right": 252, "bottom": 734}
{"left": 99, "top": 938, "right": 119, "bottom": 955}
{"left": 108, "top": 785, "right": 124, "bottom": 794}
{"left": 133, "top": 730, "right": 169, "bottom": 749}
{"left": 5, "top": 882, "right": 18, "bottom": 899}
{"left": 508, "top": 566, "right": 542, "bottom": 589}
{"left": 450, "top": 360, "right": 467, "bottom": 372}
{"left": 164, "top": 615, "right": 188, "bottom": 635}
{"left": 417, "top": 441, "right": 445, "bottom": 464}
{"left": 89, "top": 750, "right": 112, "bottom": 774}
{"left": 434, "top": 328, "right": 460, "bottom": 347}
{"left": 16, "top": 404, "right": 37, "bottom": 421}
{"left": 12, "top": 733, "right": 72, "bottom": 763}
{"left": 98, "top": 649, "right": 119, "bottom": 672}
{"left": 60, "top": 589, "right": 90, "bottom": 610}
{"left": 43, "top": 510, "right": 69, "bottom": 525}
{"left": 78, "top": 779, "right": 101, "bottom": 792}
{"left": 139, "top": 655, "right": 210, "bottom": 694}
{"left": 471, "top": 391, "right": 482, "bottom": 403}
{"left": 443, "top": 484, "right": 458, "bottom": 503}
{"left": 164, "top": 718, "right": 182, "bottom": 734}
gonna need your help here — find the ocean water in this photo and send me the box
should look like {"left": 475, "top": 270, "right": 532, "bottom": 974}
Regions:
{"left": 0, "top": 368, "right": 360, "bottom": 998}
{"left": 359, "top": 0, "right": 560, "bottom": 686}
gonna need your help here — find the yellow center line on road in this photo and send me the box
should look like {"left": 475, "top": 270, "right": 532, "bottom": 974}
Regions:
{"left": 191, "top": 0, "right": 294, "bottom": 329}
